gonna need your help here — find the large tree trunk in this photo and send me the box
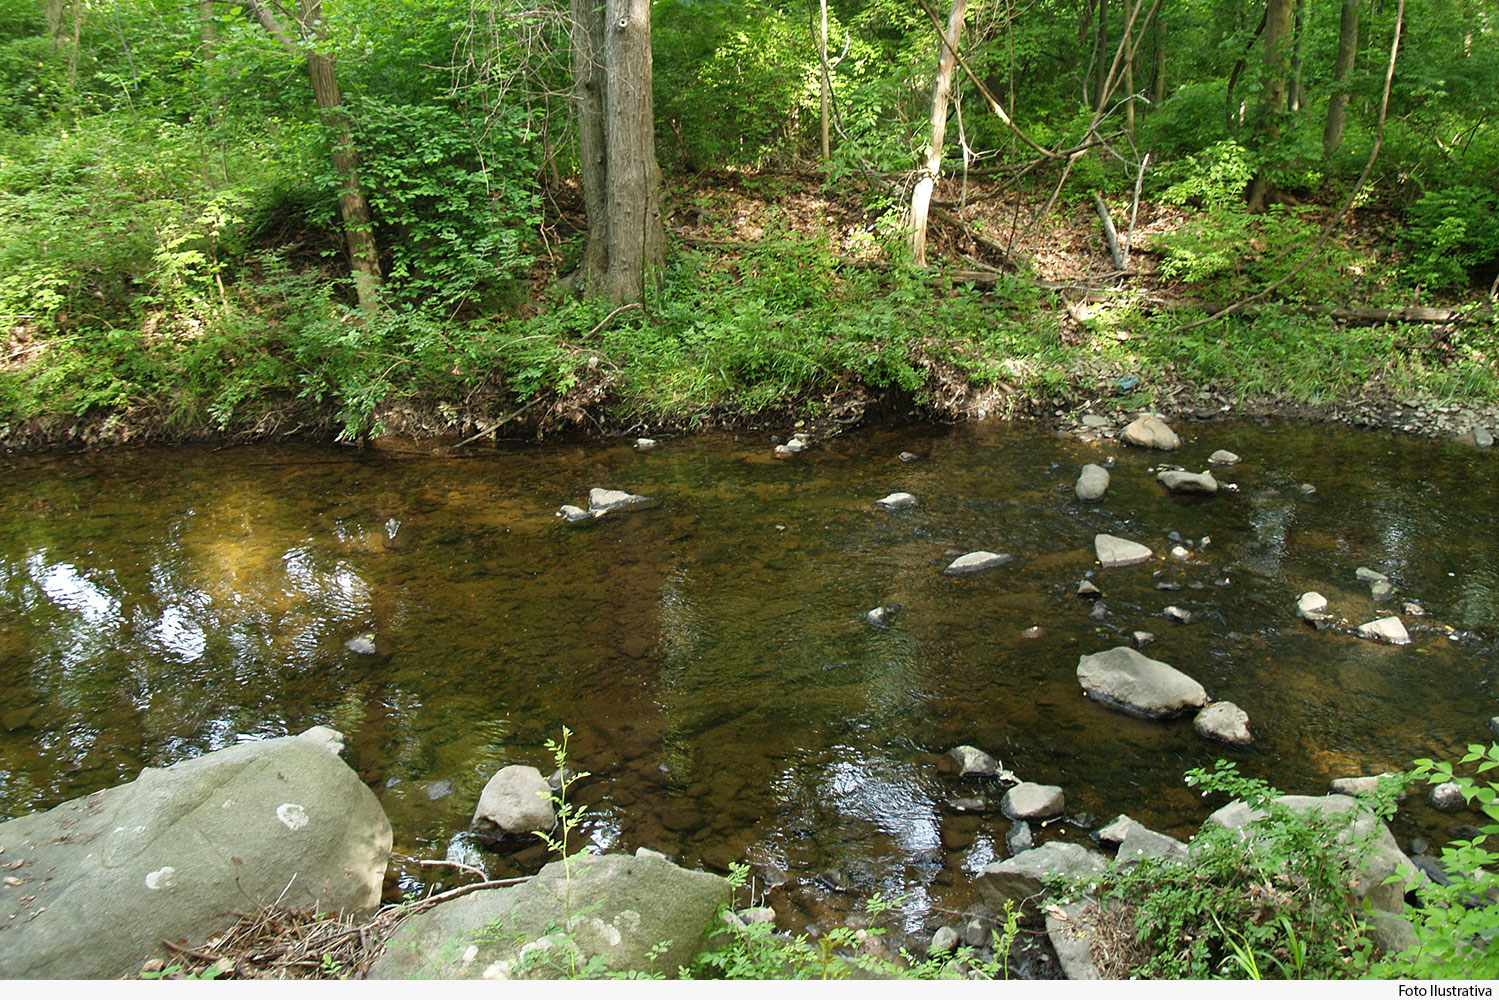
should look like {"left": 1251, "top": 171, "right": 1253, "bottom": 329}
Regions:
{"left": 568, "top": 0, "right": 665, "bottom": 304}
{"left": 1245, "top": 0, "right": 1295, "bottom": 212}
{"left": 1322, "top": 0, "right": 1359, "bottom": 155}
{"left": 299, "top": 0, "right": 382, "bottom": 312}
{"left": 910, "top": 0, "right": 966, "bottom": 268}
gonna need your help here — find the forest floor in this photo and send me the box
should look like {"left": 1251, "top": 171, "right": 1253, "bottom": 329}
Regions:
{"left": 2, "top": 168, "right": 1496, "bottom": 453}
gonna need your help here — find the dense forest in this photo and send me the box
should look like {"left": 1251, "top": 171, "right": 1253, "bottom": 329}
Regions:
{"left": 0, "top": 0, "right": 1495, "bottom": 446}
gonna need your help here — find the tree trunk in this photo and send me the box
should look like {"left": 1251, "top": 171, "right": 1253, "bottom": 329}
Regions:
{"left": 1245, "top": 0, "right": 1295, "bottom": 212}
{"left": 299, "top": 0, "right": 382, "bottom": 312}
{"left": 1151, "top": 13, "right": 1165, "bottom": 104}
{"left": 1122, "top": 0, "right": 1135, "bottom": 138}
{"left": 910, "top": 0, "right": 966, "bottom": 268}
{"left": 1288, "top": 0, "right": 1307, "bottom": 112}
{"left": 1093, "top": 0, "right": 1109, "bottom": 112}
{"left": 568, "top": 0, "right": 665, "bottom": 304}
{"left": 819, "top": 0, "right": 831, "bottom": 162}
{"left": 199, "top": 0, "right": 215, "bottom": 58}
{"left": 1323, "top": 0, "right": 1359, "bottom": 154}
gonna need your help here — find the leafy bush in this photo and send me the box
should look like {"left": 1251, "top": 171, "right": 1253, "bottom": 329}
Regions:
{"left": 1400, "top": 186, "right": 1499, "bottom": 292}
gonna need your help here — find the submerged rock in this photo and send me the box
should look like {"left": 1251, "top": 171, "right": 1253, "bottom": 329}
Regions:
{"left": 1194, "top": 702, "right": 1252, "bottom": 745}
{"left": 1355, "top": 566, "right": 1389, "bottom": 585}
{"left": 874, "top": 492, "right": 918, "bottom": 510}
{"left": 945, "top": 551, "right": 1013, "bottom": 575}
{"left": 344, "top": 633, "right": 378, "bottom": 655}
{"left": 1357, "top": 616, "right": 1411, "bottom": 645}
{"left": 1120, "top": 414, "right": 1181, "bottom": 450}
{"left": 1429, "top": 782, "right": 1465, "bottom": 810}
{"left": 1157, "top": 469, "right": 1218, "bottom": 495}
{"left": 1075, "top": 464, "right": 1110, "bottom": 502}
{"left": 1094, "top": 534, "right": 1152, "bottom": 568}
{"left": 1076, "top": 646, "right": 1208, "bottom": 719}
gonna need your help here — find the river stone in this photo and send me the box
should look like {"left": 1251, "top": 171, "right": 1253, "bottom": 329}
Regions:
{"left": 1132, "top": 630, "right": 1155, "bottom": 648}
{"left": 1370, "top": 580, "right": 1396, "bottom": 601}
{"left": 1117, "top": 824, "right": 1190, "bottom": 865}
{"left": 1094, "top": 534, "right": 1152, "bottom": 568}
{"left": 1456, "top": 426, "right": 1495, "bottom": 448}
{"left": 1357, "top": 616, "right": 1411, "bottom": 645}
{"left": 864, "top": 606, "right": 891, "bottom": 628}
{"left": 976, "top": 842, "right": 1108, "bottom": 924}
{"left": 369, "top": 853, "right": 728, "bottom": 980}
{"left": 1002, "top": 782, "right": 1065, "bottom": 821}
{"left": 929, "top": 925, "right": 961, "bottom": 955}
{"left": 945, "top": 551, "right": 1013, "bottom": 575}
{"left": 471, "top": 765, "right": 556, "bottom": 843}
{"left": 1490, "top": 716, "right": 1499, "bottom": 741}
{"left": 1077, "top": 579, "right": 1102, "bottom": 598}
{"left": 1330, "top": 774, "right": 1407, "bottom": 801}
{"left": 0, "top": 728, "right": 390, "bottom": 979}
{"left": 1208, "top": 449, "right": 1241, "bottom": 465}
{"left": 1075, "top": 464, "right": 1110, "bottom": 502}
{"left": 1081, "top": 414, "right": 1110, "bottom": 428}
{"left": 344, "top": 632, "right": 377, "bottom": 654}
{"left": 1355, "top": 566, "right": 1390, "bottom": 585}
{"left": 899, "top": 451, "right": 919, "bottom": 463}
{"left": 948, "top": 745, "right": 1000, "bottom": 778}
{"left": 1077, "top": 646, "right": 1208, "bottom": 719}
{"left": 1120, "top": 414, "right": 1181, "bottom": 450}
{"left": 557, "top": 504, "right": 593, "bottom": 523}
{"left": 1297, "top": 591, "right": 1330, "bottom": 620}
{"left": 1161, "top": 605, "right": 1192, "bottom": 624}
{"left": 1429, "top": 782, "right": 1465, "bottom": 810}
{"left": 874, "top": 491, "right": 918, "bottom": 510}
{"left": 588, "top": 488, "right": 651, "bottom": 513}
{"left": 1204, "top": 794, "right": 1417, "bottom": 913}
{"left": 1006, "top": 821, "right": 1034, "bottom": 856}
{"left": 633, "top": 437, "right": 656, "bottom": 450}
{"left": 1094, "top": 814, "right": 1135, "bottom": 846}
{"left": 1157, "top": 469, "right": 1219, "bottom": 494}
{"left": 1194, "top": 701, "right": 1252, "bottom": 745}
{"left": 1045, "top": 901, "right": 1103, "bottom": 980}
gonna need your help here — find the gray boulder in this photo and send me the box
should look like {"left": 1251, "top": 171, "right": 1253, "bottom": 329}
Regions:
{"left": 369, "top": 853, "right": 728, "bottom": 979}
{"left": 588, "top": 488, "right": 651, "bottom": 513}
{"left": 1075, "top": 464, "right": 1110, "bottom": 502}
{"left": 1204, "top": 795, "right": 1417, "bottom": 912}
{"left": 1120, "top": 415, "right": 1181, "bottom": 450}
{"left": 1045, "top": 901, "right": 1102, "bottom": 980}
{"left": 976, "top": 842, "right": 1107, "bottom": 924}
{"left": 1094, "top": 534, "right": 1152, "bottom": 568}
{"left": 1116, "top": 824, "right": 1190, "bottom": 865}
{"left": 1456, "top": 426, "right": 1495, "bottom": 449}
{"left": 1208, "top": 449, "right": 1241, "bottom": 465}
{"left": 1094, "top": 815, "right": 1136, "bottom": 846}
{"left": 1076, "top": 646, "right": 1208, "bottom": 719}
{"left": 1002, "top": 783, "right": 1066, "bottom": 821}
{"left": 929, "top": 925, "right": 961, "bottom": 955}
{"left": 945, "top": 551, "right": 1013, "bottom": 576}
{"left": 1330, "top": 774, "right": 1407, "bottom": 802}
{"left": 1357, "top": 616, "right": 1411, "bottom": 645}
{"left": 1194, "top": 702, "right": 1252, "bottom": 745}
{"left": 1006, "top": 821, "right": 1034, "bottom": 856}
{"left": 874, "top": 492, "right": 918, "bottom": 510}
{"left": 0, "top": 728, "right": 390, "bottom": 979}
{"left": 1157, "top": 469, "right": 1219, "bottom": 494}
{"left": 948, "top": 745, "right": 1007, "bottom": 780}
{"left": 471, "top": 765, "right": 556, "bottom": 844}
{"left": 1297, "top": 591, "right": 1330, "bottom": 620}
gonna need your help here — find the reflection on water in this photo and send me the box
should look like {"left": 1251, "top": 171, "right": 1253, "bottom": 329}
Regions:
{"left": 0, "top": 421, "right": 1495, "bottom": 929}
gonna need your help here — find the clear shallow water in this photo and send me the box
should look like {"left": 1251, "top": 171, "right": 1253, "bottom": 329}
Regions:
{"left": 1, "top": 420, "right": 1495, "bottom": 931}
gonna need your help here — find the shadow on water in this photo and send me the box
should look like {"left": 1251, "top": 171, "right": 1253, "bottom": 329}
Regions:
{"left": 0, "top": 420, "right": 1495, "bottom": 930}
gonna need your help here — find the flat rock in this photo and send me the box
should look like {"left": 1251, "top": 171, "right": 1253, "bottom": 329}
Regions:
{"left": 1075, "top": 464, "right": 1110, "bottom": 502}
{"left": 1120, "top": 414, "right": 1181, "bottom": 450}
{"left": 557, "top": 504, "right": 594, "bottom": 522}
{"left": 1080, "top": 414, "right": 1111, "bottom": 428}
{"left": 1045, "top": 901, "right": 1103, "bottom": 980}
{"left": 1297, "top": 591, "right": 1330, "bottom": 620}
{"left": 874, "top": 492, "right": 918, "bottom": 510}
{"left": 1157, "top": 469, "right": 1219, "bottom": 494}
{"left": 1357, "top": 616, "right": 1410, "bottom": 645}
{"left": 1094, "top": 814, "right": 1136, "bottom": 845}
{"left": 1161, "top": 605, "right": 1192, "bottom": 624}
{"left": 471, "top": 766, "right": 555, "bottom": 844}
{"left": 1077, "top": 646, "right": 1208, "bottom": 719}
{"left": 588, "top": 488, "right": 651, "bottom": 513}
{"left": 0, "top": 729, "right": 390, "bottom": 979}
{"left": 1117, "top": 824, "right": 1190, "bottom": 865}
{"left": 1208, "top": 449, "right": 1241, "bottom": 465}
{"left": 369, "top": 853, "right": 728, "bottom": 979}
{"left": 976, "top": 843, "right": 1108, "bottom": 924}
{"left": 1094, "top": 534, "right": 1152, "bottom": 568}
{"left": 945, "top": 550, "right": 1013, "bottom": 576}
{"left": 1194, "top": 701, "right": 1252, "bottom": 744}
{"left": 1001, "top": 782, "right": 1066, "bottom": 821}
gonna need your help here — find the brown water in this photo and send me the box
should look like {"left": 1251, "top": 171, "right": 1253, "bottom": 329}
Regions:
{"left": 1, "top": 421, "right": 1495, "bottom": 932}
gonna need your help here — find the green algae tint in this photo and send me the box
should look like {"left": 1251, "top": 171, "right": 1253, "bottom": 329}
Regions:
{"left": 1, "top": 421, "right": 1495, "bottom": 930}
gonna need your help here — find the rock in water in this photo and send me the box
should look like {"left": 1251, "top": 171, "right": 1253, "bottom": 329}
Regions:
{"left": 976, "top": 843, "right": 1107, "bottom": 923}
{"left": 1357, "top": 616, "right": 1410, "bottom": 645}
{"left": 1429, "top": 782, "right": 1464, "bottom": 810}
{"left": 1194, "top": 702, "right": 1252, "bottom": 744}
{"left": 1006, "top": 821, "right": 1033, "bottom": 856}
{"left": 1075, "top": 464, "right": 1110, "bottom": 502}
{"left": 1076, "top": 646, "right": 1208, "bottom": 719}
{"left": 344, "top": 632, "right": 377, "bottom": 654}
{"left": 874, "top": 492, "right": 918, "bottom": 510}
{"left": 948, "top": 745, "right": 1000, "bottom": 778}
{"left": 1157, "top": 469, "right": 1218, "bottom": 494}
{"left": 588, "top": 488, "right": 651, "bottom": 513}
{"left": 0, "top": 729, "right": 390, "bottom": 979}
{"left": 1161, "top": 605, "right": 1192, "bottom": 624}
{"left": 557, "top": 504, "right": 594, "bottom": 523}
{"left": 471, "top": 765, "right": 556, "bottom": 844}
{"left": 1094, "top": 534, "right": 1152, "bottom": 568}
{"left": 1001, "top": 782, "right": 1066, "bottom": 820}
{"left": 1297, "top": 592, "right": 1330, "bottom": 620}
{"left": 898, "top": 451, "right": 919, "bottom": 463}
{"left": 1456, "top": 426, "right": 1495, "bottom": 449}
{"left": 1077, "top": 579, "right": 1102, "bottom": 598}
{"left": 929, "top": 925, "right": 961, "bottom": 955}
{"left": 1120, "top": 414, "right": 1181, "bottom": 450}
{"left": 945, "top": 551, "right": 1013, "bottom": 576}
{"left": 864, "top": 606, "right": 891, "bottom": 628}
{"left": 1208, "top": 449, "right": 1241, "bottom": 465}
{"left": 633, "top": 437, "right": 656, "bottom": 450}
{"left": 370, "top": 853, "right": 728, "bottom": 980}
{"left": 1355, "top": 566, "right": 1389, "bottom": 584}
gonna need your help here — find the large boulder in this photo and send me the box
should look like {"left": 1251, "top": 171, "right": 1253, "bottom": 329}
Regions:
{"left": 1001, "top": 783, "right": 1066, "bottom": 821}
{"left": 1120, "top": 415, "right": 1181, "bottom": 450}
{"left": 0, "top": 727, "right": 390, "bottom": 979}
{"left": 1204, "top": 794, "right": 1417, "bottom": 913}
{"left": 471, "top": 765, "right": 556, "bottom": 844}
{"left": 1076, "top": 646, "right": 1208, "bottom": 719}
{"left": 369, "top": 853, "right": 729, "bottom": 979}
{"left": 976, "top": 842, "right": 1107, "bottom": 924}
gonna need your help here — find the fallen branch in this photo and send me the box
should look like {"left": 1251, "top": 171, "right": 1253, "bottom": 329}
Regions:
{"left": 1091, "top": 193, "right": 1127, "bottom": 270}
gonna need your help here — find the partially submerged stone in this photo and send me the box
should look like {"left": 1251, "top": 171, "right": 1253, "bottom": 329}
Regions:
{"left": 1001, "top": 782, "right": 1066, "bottom": 821}
{"left": 1094, "top": 534, "right": 1152, "bottom": 568}
{"left": 557, "top": 504, "right": 594, "bottom": 523}
{"left": 1120, "top": 414, "right": 1181, "bottom": 450}
{"left": 948, "top": 745, "right": 1000, "bottom": 779}
{"left": 976, "top": 842, "right": 1108, "bottom": 924}
{"left": 1077, "top": 646, "right": 1208, "bottom": 719}
{"left": 588, "top": 488, "right": 651, "bottom": 513}
{"left": 945, "top": 550, "right": 1013, "bottom": 576}
{"left": 1208, "top": 449, "right": 1241, "bottom": 465}
{"left": 1357, "top": 616, "right": 1411, "bottom": 645}
{"left": 1297, "top": 591, "right": 1330, "bottom": 620}
{"left": 874, "top": 492, "right": 918, "bottom": 510}
{"left": 1194, "top": 701, "right": 1252, "bottom": 745}
{"left": 1161, "top": 605, "right": 1192, "bottom": 624}
{"left": 471, "top": 765, "right": 555, "bottom": 844}
{"left": 1157, "top": 469, "right": 1219, "bottom": 494}
{"left": 1075, "top": 464, "right": 1110, "bottom": 502}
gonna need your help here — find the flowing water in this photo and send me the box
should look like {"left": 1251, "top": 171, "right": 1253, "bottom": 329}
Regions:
{"left": 1, "top": 421, "right": 1495, "bottom": 933}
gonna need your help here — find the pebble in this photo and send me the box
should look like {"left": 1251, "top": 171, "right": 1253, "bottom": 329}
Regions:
{"left": 1208, "top": 449, "right": 1241, "bottom": 465}
{"left": 1133, "top": 631, "right": 1155, "bottom": 647}
{"left": 899, "top": 451, "right": 919, "bottom": 463}
{"left": 1162, "top": 605, "right": 1192, "bottom": 624}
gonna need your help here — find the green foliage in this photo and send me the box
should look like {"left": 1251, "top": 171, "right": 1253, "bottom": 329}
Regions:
{"left": 1400, "top": 186, "right": 1499, "bottom": 292}
{"left": 1373, "top": 744, "right": 1499, "bottom": 979}
{"left": 1087, "top": 762, "right": 1375, "bottom": 979}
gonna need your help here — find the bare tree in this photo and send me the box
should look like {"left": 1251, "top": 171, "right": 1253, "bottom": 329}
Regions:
{"left": 910, "top": 0, "right": 967, "bottom": 268}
